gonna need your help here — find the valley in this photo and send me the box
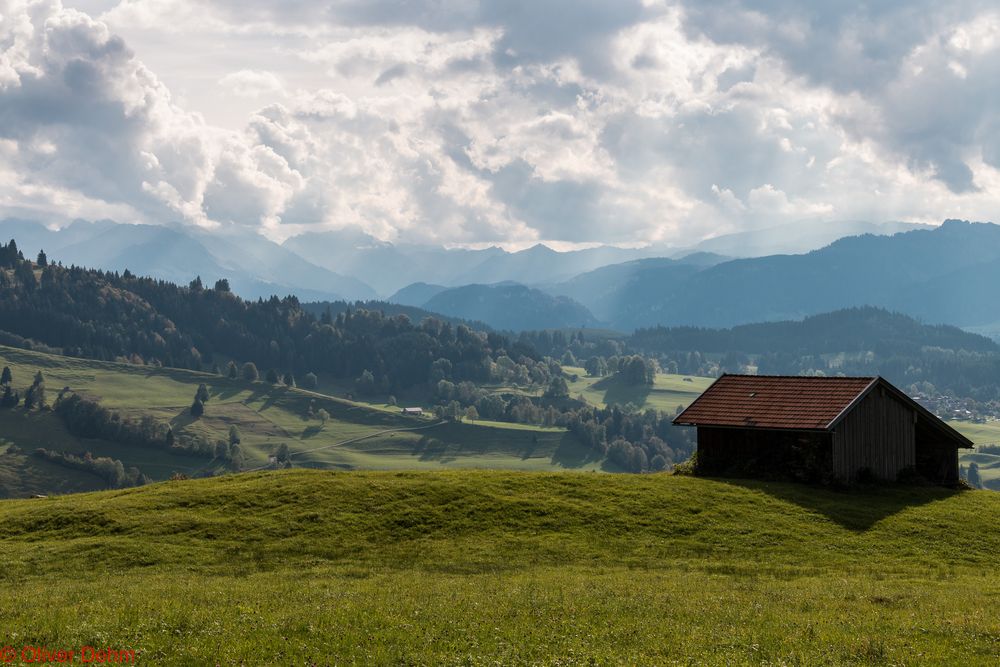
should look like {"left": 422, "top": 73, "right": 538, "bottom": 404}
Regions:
{"left": 0, "top": 345, "right": 598, "bottom": 498}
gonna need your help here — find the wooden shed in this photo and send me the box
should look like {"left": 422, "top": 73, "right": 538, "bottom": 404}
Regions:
{"left": 673, "top": 375, "right": 972, "bottom": 485}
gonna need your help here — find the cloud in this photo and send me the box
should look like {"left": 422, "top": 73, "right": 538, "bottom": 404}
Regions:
{"left": 680, "top": 1, "right": 1000, "bottom": 195}
{"left": 219, "top": 69, "right": 284, "bottom": 98}
{"left": 1, "top": 0, "right": 1000, "bottom": 248}
{"left": 0, "top": 0, "right": 305, "bottom": 231}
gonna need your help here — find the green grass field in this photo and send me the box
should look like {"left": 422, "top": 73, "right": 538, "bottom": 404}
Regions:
{"left": 563, "top": 366, "right": 714, "bottom": 413}
{"left": 950, "top": 421, "right": 1000, "bottom": 490}
{"left": 0, "top": 470, "right": 997, "bottom": 664}
{"left": 0, "top": 346, "right": 596, "bottom": 497}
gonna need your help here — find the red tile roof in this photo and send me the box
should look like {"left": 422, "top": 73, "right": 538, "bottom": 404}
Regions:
{"left": 673, "top": 375, "right": 877, "bottom": 430}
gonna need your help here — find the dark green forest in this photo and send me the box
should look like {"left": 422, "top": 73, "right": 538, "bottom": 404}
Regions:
{"left": 0, "top": 239, "right": 534, "bottom": 393}
{"left": 519, "top": 308, "right": 1000, "bottom": 405}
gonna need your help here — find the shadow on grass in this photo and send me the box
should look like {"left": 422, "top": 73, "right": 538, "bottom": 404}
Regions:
{"left": 237, "top": 387, "right": 273, "bottom": 409}
{"left": 300, "top": 425, "right": 323, "bottom": 439}
{"left": 168, "top": 410, "right": 196, "bottom": 430}
{"left": 258, "top": 390, "right": 283, "bottom": 413}
{"left": 551, "top": 433, "right": 598, "bottom": 469}
{"left": 414, "top": 436, "right": 459, "bottom": 464}
{"left": 592, "top": 376, "right": 652, "bottom": 408}
{"left": 213, "top": 384, "right": 247, "bottom": 401}
{"left": 716, "top": 476, "right": 961, "bottom": 531}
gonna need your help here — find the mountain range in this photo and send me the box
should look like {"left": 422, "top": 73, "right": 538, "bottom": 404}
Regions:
{"left": 0, "top": 218, "right": 375, "bottom": 302}
{"left": 282, "top": 220, "right": 925, "bottom": 296}
{"left": 397, "top": 220, "right": 1000, "bottom": 333}
{"left": 420, "top": 283, "right": 600, "bottom": 331}
{"left": 614, "top": 219, "right": 1000, "bottom": 330}
{"left": 4, "top": 217, "right": 996, "bottom": 335}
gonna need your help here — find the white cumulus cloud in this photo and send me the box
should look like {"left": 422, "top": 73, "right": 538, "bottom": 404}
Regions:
{"left": 0, "top": 0, "right": 998, "bottom": 247}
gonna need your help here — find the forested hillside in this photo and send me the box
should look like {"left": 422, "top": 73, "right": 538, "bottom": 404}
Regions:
{"left": 0, "top": 241, "right": 696, "bottom": 478}
{"left": 625, "top": 307, "right": 1000, "bottom": 402}
{"left": 0, "top": 239, "right": 536, "bottom": 395}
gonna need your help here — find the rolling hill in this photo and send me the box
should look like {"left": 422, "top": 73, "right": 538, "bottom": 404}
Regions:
{"left": 0, "top": 345, "right": 596, "bottom": 498}
{"left": 0, "top": 470, "right": 997, "bottom": 663}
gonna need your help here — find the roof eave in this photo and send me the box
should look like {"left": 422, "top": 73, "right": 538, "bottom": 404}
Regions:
{"left": 673, "top": 421, "right": 831, "bottom": 432}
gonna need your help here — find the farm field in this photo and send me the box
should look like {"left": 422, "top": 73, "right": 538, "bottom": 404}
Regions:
{"left": 0, "top": 470, "right": 997, "bottom": 665}
{"left": 0, "top": 346, "right": 597, "bottom": 497}
{"left": 950, "top": 420, "right": 1000, "bottom": 490}
{"left": 563, "top": 365, "right": 714, "bottom": 413}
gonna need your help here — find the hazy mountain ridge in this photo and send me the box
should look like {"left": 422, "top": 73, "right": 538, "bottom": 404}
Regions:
{"left": 656, "top": 220, "right": 1000, "bottom": 328}
{"left": 283, "top": 230, "right": 660, "bottom": 296}
{"left": 548, "top": 254, "right": 728, "bottom": 325}
{"left": 0, "top": 219, "right": 377, "bottom": 302}
{"left": 543, "top": 220, "right": 1000, "bottom": 331}
{"left": 6, "top": 217, "right": 997, "bottom": 334}
{"left": 679, "top": 220, "right": 933, "bottom": 258}
{"left": 422, "top": 284, "right": 600, "bottom": 331}
{"left": 389, "top": 282, "right": 449, "bottom": 307}
{"left": 279, "top": 220, "right": 928, "bottom": 297}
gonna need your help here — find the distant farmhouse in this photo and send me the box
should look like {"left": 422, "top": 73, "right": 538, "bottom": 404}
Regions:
{"left": 401, "top": 407, "right": 424, "bottom": 415}
{"left": 673, "top": 375, "right": 972, "bottom": 485}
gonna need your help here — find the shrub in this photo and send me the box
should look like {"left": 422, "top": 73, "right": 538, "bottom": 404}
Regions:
{"left": 672, "top": 452, "right": 698, "bottom": 476}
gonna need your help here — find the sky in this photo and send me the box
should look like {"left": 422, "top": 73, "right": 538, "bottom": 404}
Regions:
{"left": 0, "top": 0, "right": 999, "bottom": 248}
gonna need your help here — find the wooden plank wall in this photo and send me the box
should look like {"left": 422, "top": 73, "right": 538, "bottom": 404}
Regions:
{"left": 832, "top": 388, "right": 915, "bottom": 481}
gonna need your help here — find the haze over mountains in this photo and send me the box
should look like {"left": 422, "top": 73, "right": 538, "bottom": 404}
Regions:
{"left": 0, "top": 218, "right": 375, "bottom": 303}
{"left": 3, "top": 217, "right": 995, "bottom": 335}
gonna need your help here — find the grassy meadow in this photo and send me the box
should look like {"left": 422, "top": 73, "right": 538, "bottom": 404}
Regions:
{"left": 0, "top": 345, "right": 597, "bottom": 497}
{"left": 950, "top": 420, "right": 1000, "bottom": 490}
{"left": 563, "top": 365, "right": 713, "bottom": 413}
{"left": 0, "top": 470, "right": 997, "bottom": 664}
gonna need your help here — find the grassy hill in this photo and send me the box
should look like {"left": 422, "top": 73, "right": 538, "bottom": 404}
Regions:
{"left": 950, "top": 421, "right": 1000, "bottom": 490}
{"left": 0, "top": 470, "right": 997, "bottom": 664}
{"left": 564, "top": 365, "right": 714, "bottom": 412}
{"left": 0, "top": 345, "right": 596, "bottom": 497}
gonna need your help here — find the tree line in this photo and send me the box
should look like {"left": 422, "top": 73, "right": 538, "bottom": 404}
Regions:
{"left": 0, "top": 239, "right": 532, "bottom": 395}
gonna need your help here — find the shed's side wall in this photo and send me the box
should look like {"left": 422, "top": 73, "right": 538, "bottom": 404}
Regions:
{"left": 832, "top": 389, "right": 915, "bottom": 481}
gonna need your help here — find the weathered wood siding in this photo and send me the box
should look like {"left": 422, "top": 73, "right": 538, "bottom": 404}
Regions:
{"left": 831, "top": 388, "right": 915, "bottom": 481}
